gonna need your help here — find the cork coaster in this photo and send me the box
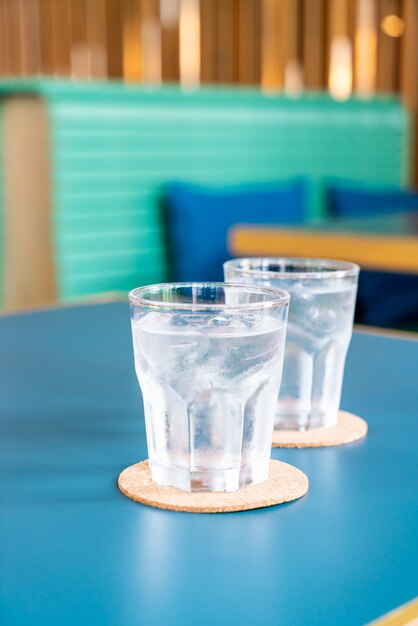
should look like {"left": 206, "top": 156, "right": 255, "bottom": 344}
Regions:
{"left": 272, "top": 410, "right": 368, "bottom": 448}
{"left": 118, "top": 459, "right": 309, "bottom": 513}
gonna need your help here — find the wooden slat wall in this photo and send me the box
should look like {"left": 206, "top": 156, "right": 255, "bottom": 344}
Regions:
{"left": 0, "top": 0, "right": 416, "bottom": 179}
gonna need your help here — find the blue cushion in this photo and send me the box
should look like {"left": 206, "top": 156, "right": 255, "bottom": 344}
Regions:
{"left": 328, "top": 184, "right": 418, "bottom": 217}
{"left": 356, "top": 271, "right": 418, "bottom": 329}
{"left": 165, "top": 180, "right": 307, "bottom": 282}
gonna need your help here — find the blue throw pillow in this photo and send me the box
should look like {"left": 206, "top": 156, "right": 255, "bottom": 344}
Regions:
{"left": 328, "top": 184, "right": 418, "bottom": 217}
{"left": 165, "top": 180, "right": 307, "bottom": 282}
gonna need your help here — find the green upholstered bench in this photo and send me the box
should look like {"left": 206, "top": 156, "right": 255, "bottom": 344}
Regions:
{"left": 0, "top": 79, "right": 410, "bottom": 308}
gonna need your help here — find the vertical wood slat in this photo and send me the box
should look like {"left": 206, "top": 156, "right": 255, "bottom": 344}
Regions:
{"left": 5, "top": 0, "right": 23, "bottom": 75}
{"left": 141, "top": 0, "right": 161, "bottom": 84}
{"left": 179, "top": 0, "right": 200, "bottom": 87}
{"left": 20, "top": 0, "right": 41, "bottom": 75}
{"left": 161, "top": 0, "right": 180, "bottom": 82}
{"left": 282, "top": 0, "right": 300, "bottom": 65}
{"left": 0, "top": 0, "right": 11, "bottom": 75}
{"left": 328, "top": 0, "right": 351, "bottom": 37}
{"left": 327, "top": 0, "right": 351, "bottom": 79}
{"left": 303, "top": 0, "right": 326, "bottom": 89}
{"left": 106, "top": 0, "right": 123, "bottom": 78}
{"left": 51, "top": 0, "right": 71, "bottom": 76}
{"left": 85, "top": 0, "right": 107, "bottom": 77}
{"left": 39, "top": 0, "right": 55, "bottom": 75}
{"left": 282, "top": 0, "right": 302, "bottom": 91}
{"left": 162, "top": 26, "right": 179, "bottom": 82}
{"left": 354, "top": 0, "right": 377, "bottom": 96}
{"left": 252, "top": 0, "right": 261, "bottom": 85}
{"left": 217, "top": 0, "right": 237, "bottom": 83}
{"left": 69, "top": 0, "right": 88, "bottom": 79}
{"left": 122, "top": 0, "right": 142, "bottom": 82}
{"left": 200, "top": 0, "right": 217, "bottom": 83}
{"left": 400, "top": 0, "right": 418, "bottom": 110}
{"left": 70, "top": 0, "right": 86, "bottom": 45}
{"left": 377, "top": 0, "right": 400, "bottom": 93}
{"left": 261, "top": 0, "right": 282, "bottom": 90}
{"left": 237, "top": 0, "right": 259, "bottom": 85}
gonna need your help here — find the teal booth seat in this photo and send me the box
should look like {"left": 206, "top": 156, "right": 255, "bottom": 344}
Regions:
{"left": 0, "top": 80, "right": 411, "bottom": 305}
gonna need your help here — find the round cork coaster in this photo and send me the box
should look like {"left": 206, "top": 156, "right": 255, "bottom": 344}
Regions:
{"left": 272, "top": 410, "right": 368, "bottom": 448}
{"left": 118, "top": 459, "right": 309, "bottom": 513}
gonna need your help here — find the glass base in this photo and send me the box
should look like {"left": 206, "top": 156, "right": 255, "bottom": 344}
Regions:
{"left": 149, "top": 459, "right": 269, "bottom": 493}
{"left": 275, "top": 409, "right": 339, "bottom": 431}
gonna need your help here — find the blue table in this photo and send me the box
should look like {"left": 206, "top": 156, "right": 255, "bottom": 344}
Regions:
{"left": 1, "top": 302, "right": 417, "bottom": 626}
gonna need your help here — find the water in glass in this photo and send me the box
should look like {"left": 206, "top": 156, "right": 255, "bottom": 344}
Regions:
{"left": 131, "top": 310, "right": 286, "bottom": 491}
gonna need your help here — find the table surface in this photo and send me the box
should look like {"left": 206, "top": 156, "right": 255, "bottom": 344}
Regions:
{"left": 1, "top": 302, "right": 417, "bottom": 626}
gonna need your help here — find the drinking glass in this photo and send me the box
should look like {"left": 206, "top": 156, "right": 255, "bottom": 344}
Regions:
{"left": 224, "top": 259, "right": 359, "bottom": 431}
{"left": 129, "top": 282, "right": 289, "bottom": 492}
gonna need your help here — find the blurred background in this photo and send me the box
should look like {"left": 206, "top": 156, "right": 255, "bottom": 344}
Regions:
{"left": 0, "top": 0, "right": 417, "bottom": 329}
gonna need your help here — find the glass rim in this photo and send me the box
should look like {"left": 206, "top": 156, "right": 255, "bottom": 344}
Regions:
{"left": 129, "top": 282, "right": 290, "bottom": 311}
{"left": 224, "top": 257, "right": 360, "bottom": 280}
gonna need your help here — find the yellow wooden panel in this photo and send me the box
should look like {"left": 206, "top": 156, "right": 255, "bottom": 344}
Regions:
{"left": 229, "top": 226, "right": 418, "bottom": 274}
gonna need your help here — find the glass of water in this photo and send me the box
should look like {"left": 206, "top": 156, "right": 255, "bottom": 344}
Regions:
{"left": 224, "top": 259, "right": 359, "bottom": 431}
{"left": 129, "top": 282, "right": 289, "bottom": 492}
